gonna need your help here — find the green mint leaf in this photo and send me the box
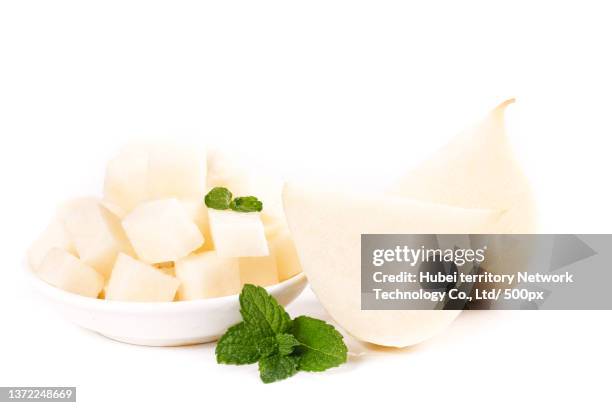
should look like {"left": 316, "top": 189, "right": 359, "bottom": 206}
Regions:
{"left": 229, "top": 196, "right": 263, "bottom": 212}
{"left": 276, "top": 333, "right": 301, "bottom": 356}
{"left": 258, "top": 354, "right": 299, "bottom": 384}
{"left": 205, "top": 187, "right": 233, "bottom": 210}
{"left": 215, "top": 285, "right": 349, "bottom": 383}
{"left": 289, "top": 316, "right": 348, "bottom": 372}
{"left": 216, "top": 322, "right": 263, "bottom": 365}
{"left": 239, "top": 284, "right": 291, "bottom": 337}
{"left": 257, "top": 336, "right": 278, "bottom": 358}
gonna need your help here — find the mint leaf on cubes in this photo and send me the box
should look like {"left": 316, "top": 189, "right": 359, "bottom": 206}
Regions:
{"left": 290, "top": 316, "right": 348, "bottom": 372}
{"left": 258, "top": 354, "right": 299, "bottom": 384}
{"left": 204, "top": 186, "right": 233, "bottom": 210}
{"left": 229, "top": 196, "right": 263, "bottom": 212}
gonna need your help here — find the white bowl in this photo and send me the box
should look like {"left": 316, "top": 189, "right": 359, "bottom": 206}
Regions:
{"left": 27, "top": 268, "right": 308, "bottom": 346}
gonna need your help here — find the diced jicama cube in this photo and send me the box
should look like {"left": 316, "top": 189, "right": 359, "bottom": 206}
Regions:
{"left": 63, "top": 198, "right": 134, "bottom": 278}
{"left": 239, "top": 256, "right": 279, "bottom": 287}
{"left": 154, "top": 261, "right": 176, "bottom": 276}
{"left": 261, "top": 211, "right": 285, "bottom": 231}
{"left": 208, "top": 149, "right": 286, "bottom": 221}
{"left": 208, "top": 210, "right": 269, "bottom": 257}
{"left": 103, "top": 150, "right": 149, "bottom": 214}
{"left": 206, "top": 149, "right": 251, "bottom": 196}
{"left": 28, "top": 219, "right": 76, "bottom": 271}
{"left": 106, "top": 253, "right": 180, "bottom": 302}
{"left": 248, "top": 175, "right": 286, "bottom": 221}
{"left": 181, "top": 200, "right": 214, "bottom": 251}
{"left": 99, "top": 282, "right": 109, "bottom": 299}
{"left": 37, "top": 248, "right": 104, "bottom": 298}
{"left": 147, "top": 145, "right": 206, "bottom": 200}
{"left": 267, "top": 225, "right": 302, "bottom": 281}
{"left": 100, "top": 200, "right": 128, "bottom": 219}
{"left": 122, "top": 198, "right": 204, "bottom": 263}
{"left": 175, "top": 251, "right": 241, "bottom": 300}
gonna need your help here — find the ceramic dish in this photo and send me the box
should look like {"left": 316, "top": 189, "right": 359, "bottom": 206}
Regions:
{"left": 27, "top": 267, "right": 307, "bottom": 346}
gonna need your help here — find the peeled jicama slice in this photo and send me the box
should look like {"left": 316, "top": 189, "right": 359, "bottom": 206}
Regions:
{"left": 392, "top": 99, "right": 536, "bottom": 281}
{"left": 392, "top": 99, "right": 536, "bottom": 233}
{"left": 283, "top": 183, "right": 502, "bottom": 347}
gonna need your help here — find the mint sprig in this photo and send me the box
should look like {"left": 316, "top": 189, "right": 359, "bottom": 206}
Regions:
{"left": 259, "top": 354, "right": 299, "bottom": 383}
{"left": 239, "top": 284, "right": 291, "bottom": 336}
{"left": 204, "top": 187, "right": 233, "bottom": 210}
{"left": 204, "top": 187, "right": 263, "bottom": 213}
{"left": 216, "top": 285, "right": 348, "bottom": 383}
{"left": 276, "top": 333, "right": 301, "bottom": 356}
{"left": 290, "top": 316, "right": 348, "bottom": 371}
{"left": 230, "top": 196, "right": 263, "bottom": 212}
{"left": 215, "top": 322, "right": 261, "bottom": 365}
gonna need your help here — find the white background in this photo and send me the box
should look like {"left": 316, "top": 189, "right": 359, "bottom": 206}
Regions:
{"left": 1, "top": 1, "right": 611, "bottom": 407}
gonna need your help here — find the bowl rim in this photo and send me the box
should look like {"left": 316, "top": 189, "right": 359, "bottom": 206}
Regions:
{"left": 26, "top": 264, "right": 307, "bottom": 313}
